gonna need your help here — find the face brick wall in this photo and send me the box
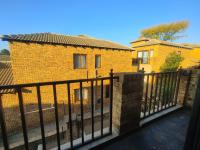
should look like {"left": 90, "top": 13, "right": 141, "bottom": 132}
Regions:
{"left": 1, "top": 41, "right": 137, "bottom": 133}
{"left": 132, "top": 44, "right": 198, "bottom": 73}
{"left": 10, "top": 42, "right": 136, "bottom": 83}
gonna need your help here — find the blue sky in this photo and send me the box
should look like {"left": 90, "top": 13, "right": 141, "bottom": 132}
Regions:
{"left": 0, "top": 0, "right": 199, "bottom": 49}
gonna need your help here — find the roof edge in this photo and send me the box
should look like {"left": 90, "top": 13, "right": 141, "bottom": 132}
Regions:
{"left": 2, "top": 37, "right": 134, "bottom": 51}
{"left": 132, "top": 42, "right": 192, "bottom": 49}
{"left": 1, "top": 34, "right": 134, "bottom": 51}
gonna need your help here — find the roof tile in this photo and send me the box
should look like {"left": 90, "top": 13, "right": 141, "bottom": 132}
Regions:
{"left": 0, "top": 62, "right": 15, "bottom": 94}
{"left": 1, "top": 33, "right": 133, "bottom": 51}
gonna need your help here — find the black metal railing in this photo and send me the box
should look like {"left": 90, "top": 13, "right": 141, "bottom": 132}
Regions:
{"left": 0, "top": 70, "right": 116, "bottom": 150}
{"left": 141, "top": 71, "right": 182, "bottom": 119}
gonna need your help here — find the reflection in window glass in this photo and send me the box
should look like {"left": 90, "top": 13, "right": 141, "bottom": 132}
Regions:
{"left": 138, "top": 51, "right": 149, "bottom": 64}
{"left": 74, "top": 88, "right": 88, "bottom": 101}
{"left": 73, "top": 54, "right": 87, "bottom": 69}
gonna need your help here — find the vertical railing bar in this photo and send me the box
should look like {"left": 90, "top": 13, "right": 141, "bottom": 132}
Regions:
{"left": 161, "top": 73, "right": 167, "bottom": 110}
{"left": 169, "top": 72, "right": 175, "bottom": 106}
{"left": 148, "top": 73, "right": 154, "bottom": 115}
{"left": 109, "top": 69, "right": 113, "bottom": 134}
{"left": 80, "top": 82, "right": 84, "bottom": 144}
{"left": 0, "top": 95, "right": 9, "bottom": 150}
{"left": 144, "top": 74, "right": 149, "bottom": 117}
{"left": 172, "top": 72, "right": 178, "bottom": 106}
{"left": 165, "top": 73, "right": 171, "bottom": 108}
{"left": 101, "top": 79, "right": 104, "bottom": 136}
{"left": 67, "top": 83, "right": 73, "bottom": 149}
{"left": 174, "top": 70, "right": 182, "bottom": 105}
{"left": 168, "top": 72, "right": 173, "bottom": 106}
{"left": 36, "top": 86, "right": 46, "bottom": 150}
{"left": 170, "top": 72, "right": 174, "bottom": 106}
{"left": 157, "top": 73, "right": 163, "bottom": 112}
{"left": 153, "top": 73, "right": 159, "bottom": 113}
{"left": 17, "top": 87, "right": 29, "bottom": 150}
{"left": 91, "top": 81, "right": 94, "bottom": 140}
{"left": 52, "top": 84, "right": 61, "bottom": 150}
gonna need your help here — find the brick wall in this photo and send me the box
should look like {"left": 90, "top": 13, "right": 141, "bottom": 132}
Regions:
{"left": 132, "top": 44, "right": 198, "bottom": 73}
{"left": 2, "top": 41, "right": 137, "bottom": 133}
{"left": 113, "top": 73, "right": 143, "bottom": 134}
{"left": 185, "top": 69, "right": 200, "bottom": 107}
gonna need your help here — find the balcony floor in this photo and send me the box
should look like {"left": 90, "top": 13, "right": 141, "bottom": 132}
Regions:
{"left": 93, "top": 109, "right": 191, "bottom": 150}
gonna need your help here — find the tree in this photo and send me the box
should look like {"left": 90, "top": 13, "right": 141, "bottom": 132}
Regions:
{"left": 160, "top": 52, "right": 184, "bottom": 72}
{"left": 0, "top": 49, "right": 10, "bottom": 55}
{"left": 140, "top": 21, "right": 189, "bottom": 41}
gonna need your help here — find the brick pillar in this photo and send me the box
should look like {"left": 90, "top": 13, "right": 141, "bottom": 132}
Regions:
{"left": 112, "top": 73, "right": 143, "bottom": 135}
{"left": 177, "top": 69, "right": 200, "bottom": 107}
{"left": 177, "top": 72, "right": 189, "bottom": 105}
{"left": 186, "top": 69, "right": 200, "bottom": 108}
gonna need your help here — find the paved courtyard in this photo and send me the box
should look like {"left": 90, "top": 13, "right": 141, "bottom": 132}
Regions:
{"left": 93, "top": 109, "right": 191, "bottom": 150}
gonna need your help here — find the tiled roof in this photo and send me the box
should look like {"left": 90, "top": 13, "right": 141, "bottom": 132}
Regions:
{"left": 0, "top": 62, "right": 15, "bottom": 94}
{"left": 130, "top": 37, "right": 150, "bottom": 43}
{"left": 1, "top": 33, "right": 133, "bottom": 51}
{"left": 131, "top": 38, "right": 192, "bottom": 49}
{"left": 181, "top": 43, "right": 200, "bottom": 48}
{"left": 0, "top": 55, "right": 11, "bottom": 62}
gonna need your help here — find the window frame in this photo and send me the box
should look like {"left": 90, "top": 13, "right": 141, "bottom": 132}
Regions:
{"left": 95, "top": 55, "right": 101, "bottom": 68}
{"left": 137, "top": 50, "right": 150, "bottom": 64}
{"left": 177, "top": 51, "right": 181, "bottom": 55}
{"left": 73, "top": 54, "right": 87, "bottom": 69}
{"left": 150, "top": 50, "right": 154, "bottom": 57}
{"left": 74, "top": 87, "right": 88, "bottom": 101}
{"left": 132, "top": 58, "right": 139, "bottom": 66}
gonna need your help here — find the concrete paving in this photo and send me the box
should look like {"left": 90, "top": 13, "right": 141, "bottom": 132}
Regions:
{"left": 0, "top": 107, "right": 110, "bottom": 150}
{"left": 93, "top": 109, "right": 191, "bottom": 150}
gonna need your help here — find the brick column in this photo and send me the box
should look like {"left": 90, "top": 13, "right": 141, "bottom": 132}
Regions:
{"left": 112, "top": 73, "right": 144, "bottom": 135}
{"left": 177, "top": 72, "right": 189, "bottom": 105}
{"left": 186, "top": 69, "right": 200, "bottom": 108}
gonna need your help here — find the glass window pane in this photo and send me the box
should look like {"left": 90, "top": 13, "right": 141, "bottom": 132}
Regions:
{"left": 75, "top": 88, "right": 88, "bottom": 101}
{"left": 150, "top": 50, "right": 154, "bottom": 57}
{"left": 73, "top": 54, "right": 86, "bottom": 69}
{"left": 80, "top": 55, "right": 83, "bottom": 68}
{"left": 83, "top": 88, "right": 88, "bottom": 99}
{"left": 138, "top": 51, "right": 149, "bottom": 64}
{"left": 143, "top": 51, "right": 148, "bottom": 58}
{"left": 143, "top": 57, "right": 148, "bottom": 64}
{"left": 75, "top": 89, "right": 80, "bottom": 100}
{"left": 82, "top": 55, "right": 86, "bottom": 68}
{"left": 95, "top": 55, "right": 101, "bottom": 68}
{"left": 138, "top": 52, "right": 143, "bottom": 58}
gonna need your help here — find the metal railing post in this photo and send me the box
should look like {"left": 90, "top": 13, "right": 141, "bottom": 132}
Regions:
{"left": 109, "top": 69, "right": 113, "bottom": 134}
{"left": 0, "top": 94, "right": 9, "bottom": 150}
{"left": 17, "top": 87, "right": 29, "bottom": 150}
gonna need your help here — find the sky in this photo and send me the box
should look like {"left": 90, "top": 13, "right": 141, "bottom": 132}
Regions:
{"left": 0, "top": 0, "right": 199, "bottom": 49}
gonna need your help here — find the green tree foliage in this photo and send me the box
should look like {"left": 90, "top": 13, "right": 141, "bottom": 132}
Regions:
{"left": 0, "top": 49, "right": 10, "bottom": 55}
{"left": 160, "top": 52, "right": 184, "bottom": 72}
{"left": 140, "top": 21, "right": 189, "bottom": 41}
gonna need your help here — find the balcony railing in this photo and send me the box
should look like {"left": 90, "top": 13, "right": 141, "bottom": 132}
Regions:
{"left": 140, "top": 70, "right": 189, "bottom": 119}
{"left": 0, "top": 70, "right": 118, "bottom": 150}
{"left": 0, "top": 69, "right": 192, "bottom": 150}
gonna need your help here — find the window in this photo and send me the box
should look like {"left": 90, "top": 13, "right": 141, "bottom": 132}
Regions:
{"left": 150, "top": 50, "right": 154, "bottom": 57}
{"left": 74, "top": 88, "right": 88, "bottom": 101}
{"left": 105, "top": 85, "right": 110, "bottom": 98}
{"left": 138, "top": 51, "right": 149, "bottom": 64}
{"left": 73, "top": 54, "right": 87, "bottom": 69}
{"left": 132, "top": 58, "right": 139, "bottom": 66}
{"left": 95, "top": 55, "right": 101, "bottom": 68}
{"left": 177, "top": 51, "right": 181, "bottom": 55}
